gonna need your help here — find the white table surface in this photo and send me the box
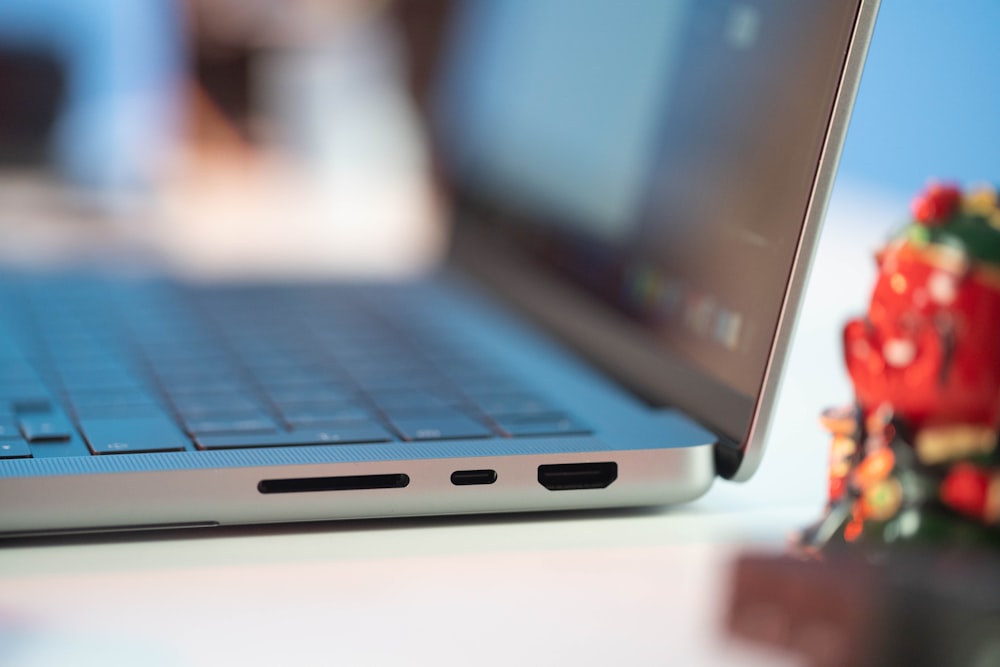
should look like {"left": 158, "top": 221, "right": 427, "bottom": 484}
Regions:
{"left": 0, "top": 182, "right": 904, "bottom": 667}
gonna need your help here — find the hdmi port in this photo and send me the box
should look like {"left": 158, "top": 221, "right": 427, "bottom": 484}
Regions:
{"left": 537, "top": 462, "right": 617, "bottom": 491}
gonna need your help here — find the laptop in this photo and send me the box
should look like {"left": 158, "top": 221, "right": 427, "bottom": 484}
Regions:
{"left": 0, "top": 0, "right": 879, "bottom": 536}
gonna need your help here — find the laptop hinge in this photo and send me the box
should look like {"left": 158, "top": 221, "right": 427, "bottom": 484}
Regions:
{"left": 713, "top": 436, "right": 745, "bottom": 480}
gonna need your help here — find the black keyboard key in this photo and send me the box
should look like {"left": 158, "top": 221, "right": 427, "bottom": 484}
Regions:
{"left": 60, "top": 374, "right": 145, "bottom": 393}
{"left": 347, "top": 362, "right": 434, "bottom": 381}
{"left": 0, "top": 363, "right": 39, "bottom": 384}
{"left": 279, "top": 403, "right": 373, "bottom": 424}
{"left": 19, "top": 414, "right": 74, "bottom": 442}
{"left": 0, "top": 389, "right": 55, "bottom": 414}
{"left": 267, "top": 385, "right": 357, "bottom": 404}
{"left": 0, "top": 439, "right": 31, "bottom": 459}
{"left": 172, "top": 396, "right": 265, "bottom": 420}
{"left": 0, "top": 381, "right": 51, "bottom": 400}
{"left": 458, "top": 380, "right": 532, "bottom": 397}
{"left": 67, "top": 388, "right": 159, "bottom": 409}
{"left": 159, "top": 378, "right": 246, "bottom": 395}
{"left": 474, "top": 394, "right": 559, "bottom": 418}
{"left": 67, "top": 387, "right": 162, "bottom": 417}
{"left": 185, "top": 416, "right": 279, "bottom": 435}
{"left": 389, "top": 413, "right": 493, "bottom": 441}
{"left": 72, "top": 403, "right": 162, "bottom": 419}
{"left": 195, "top": 424, "right": 392, "bottom": 450}
{"left": 80, "top": 416, "right": 189, "bottom": 454}
{"left": 371, "top": 392, "right": 459, "bottom": 413}
{"left": 0, "top": 419, "right": 20, "bottom": 438}
{"left": 495, "top": 415, "right": 591, "bottom": 438}
{"left": 357, "top": 375, "right": 450, "bottom": 392}
{"left": 253, "top": 369, "right": 338, "bottom": 388}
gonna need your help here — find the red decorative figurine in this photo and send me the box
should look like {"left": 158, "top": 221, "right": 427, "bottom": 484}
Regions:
{"left": 800, "top": 182, "right": 1000, "bottom": 551}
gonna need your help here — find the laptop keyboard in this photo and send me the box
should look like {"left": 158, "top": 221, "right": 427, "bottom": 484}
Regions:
{"left": 0, "top": 277, "right": 590, "bottom": 459}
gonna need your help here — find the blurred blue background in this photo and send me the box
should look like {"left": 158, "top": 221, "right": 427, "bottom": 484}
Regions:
{"left": 838, "top": 0, "right": 1000, "bottom": 196}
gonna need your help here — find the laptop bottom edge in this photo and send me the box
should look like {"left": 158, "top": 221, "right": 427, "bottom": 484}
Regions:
{"left": 0, "top": 444, "right": 715, "bottom": 536}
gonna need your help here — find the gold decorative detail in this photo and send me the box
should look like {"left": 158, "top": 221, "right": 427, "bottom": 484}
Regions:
{"left": 829, "top": 435, "right": 857, "bottom": 477}
{"left": 863, "top": 478, "right": 903, "bottom": 521}
{"left": 960, "top": 184, "right": 1000, "bottom": 234}
{"left": 915, "top": 425, "right": 998, "bottom": 465}
{"left": 963, "top": 186, "right": 998, "bottom": 217}
{"left": 820, "top": 406, "right": 857, "bottom": 436}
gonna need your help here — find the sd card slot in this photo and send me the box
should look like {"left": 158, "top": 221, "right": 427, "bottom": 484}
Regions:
{"left": 258, "top": 474, "right": 410, "bottom": 494}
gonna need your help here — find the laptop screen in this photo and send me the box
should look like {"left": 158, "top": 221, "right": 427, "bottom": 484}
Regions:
{"left": 436, "top": 0, "right": 860, "bottom": 430}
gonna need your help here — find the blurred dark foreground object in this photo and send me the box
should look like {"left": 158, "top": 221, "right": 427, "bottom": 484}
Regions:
{"left": 726, "top": 550, "right": 1000, "bottom": 667}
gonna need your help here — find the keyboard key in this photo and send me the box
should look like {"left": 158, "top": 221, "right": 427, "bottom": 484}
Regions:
{"left": 0, "top": 439, "right": 31, "bottom": 459}
{"left": 159, "top": 378, "right": 246, "bottom": 395}
{"left": 495, "top": 415, "right": 591, "bottom": 438}
{"left": 458, "top": 380, "right": 532, "bottom": 397}
{"left": 195, "top": 424, "right": 392, "bottom": 450}
{"left": 267, "top": 385, "right": 357, "bottom": 404}
{"left": 0, "top": 419, "right": 20, "bottom": 438}
{"left": 347, "top": 362, "right": 434, "bottom": 381}
{"left": 371, "top": 392, "right": 459, "bottom": 413}
{"left": 169, "top": 391, "right": 258, "bottom": 407}
{"left": 67, "top": 387, "right": 162, "bottom": 417}
{"left": 0, "top": 381, "right": 51, "bottom": 401}
{"left": 474, "top": 394, "right": 557, "bottom": 417}
{"left": 1, "top": 390, "right": 55, "bottom": 414}
{"left": 389, "top": 414, "right": 493, "bottom": 441}
{"left": 60, "top": 374, "right": 145, "bottom": 393}
{"left": 172, "top": 396, "right": 265, "bottom": 419}
{"left": 67, "top": 388, "right": 158, "bottom": 409}
{"left": 358, "top": 375, "right": 450, "bottom": 392}
{"left": 19, "top": 414, "right": 74, "bottom": 442}
{"left": 185, "top": 416, "right": 279, "bottom": 435}
{"left": 80, "top": 416, "right": 190, "bottom": 454}
{"left": 253, "top": 370, "right": 337, "bottom": 388}
{"left": 0, "top": 363, "right": 38, "bottom": 384}
{"left": 280, "top": 403, "right": 373, "bottom": 424}
{"left": 72, "top": 403, "right": 162, "bottom": 419}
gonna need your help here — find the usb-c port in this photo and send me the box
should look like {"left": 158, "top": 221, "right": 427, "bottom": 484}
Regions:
{"left": 450, "top": 469, "right": 498, "bottom": 486}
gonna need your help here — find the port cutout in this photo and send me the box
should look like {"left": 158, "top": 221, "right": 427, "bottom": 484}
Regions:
{"left": 450, "top": 469, "right": 498, "bottom": 486}
{"left": 537, "top": 462, "right": 617, "bottom": 491}
{"left": 258, "top": 474, "right": 409, "bottom": 494}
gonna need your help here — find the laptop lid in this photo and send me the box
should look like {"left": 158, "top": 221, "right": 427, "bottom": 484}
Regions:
{"left": 431, "top": 0, "right": 878, "bottom": 480}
